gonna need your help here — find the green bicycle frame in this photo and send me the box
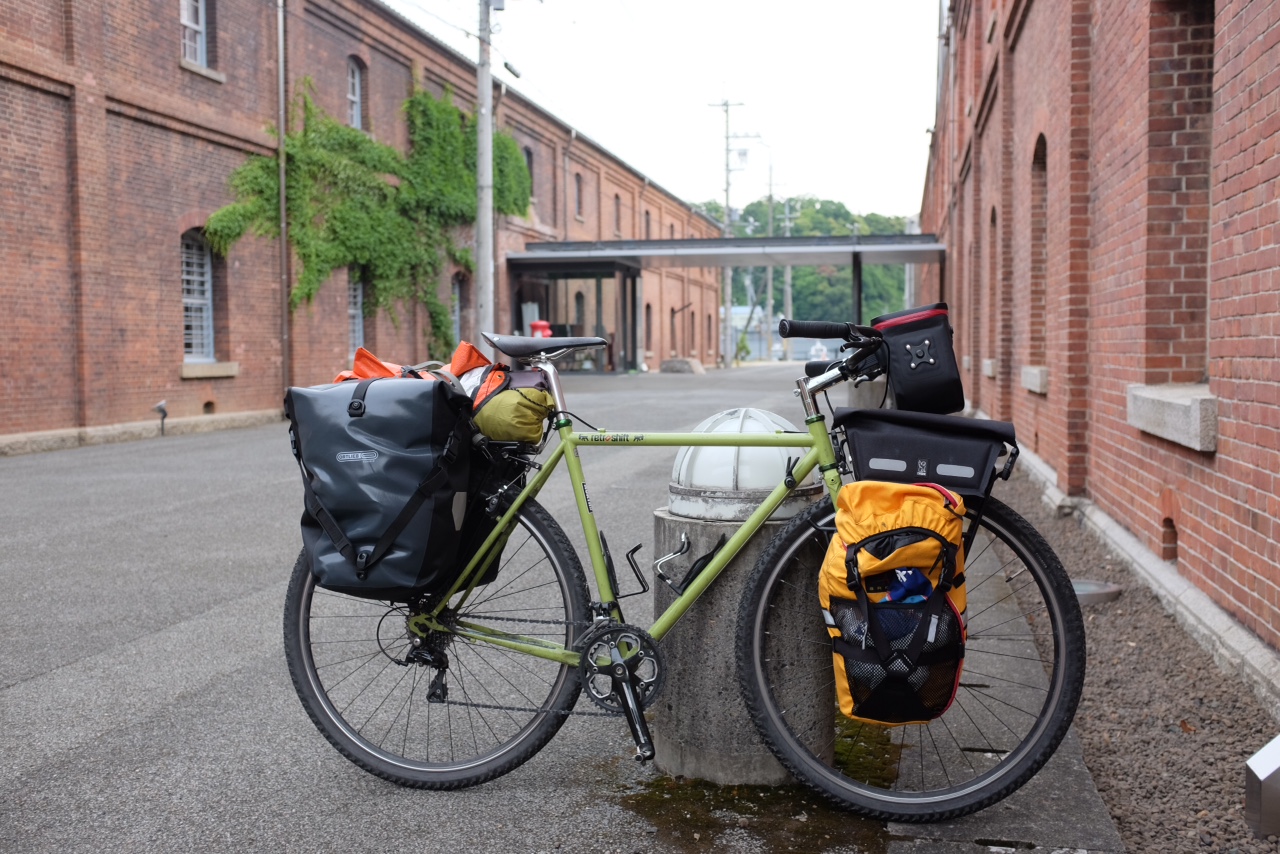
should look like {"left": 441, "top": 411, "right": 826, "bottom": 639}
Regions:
{"left": 427, "top": 409, "right": 845, "bottom": 668}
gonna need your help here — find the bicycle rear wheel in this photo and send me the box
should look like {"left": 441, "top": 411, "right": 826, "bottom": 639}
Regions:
{"left": 738, "top": 495, "right": 1085, "bottom": 821}
{"left": 284, "top": 499, "right": 589, "bottom": 788}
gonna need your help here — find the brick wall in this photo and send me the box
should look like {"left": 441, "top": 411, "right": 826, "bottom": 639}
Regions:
{"left": 0, "top": 77, "right": 77, "bottom": 434}
{"left": 922, "top": 0, "right": 1280, "bottom": 650}
{"left": 0, "top": 0, "right": 719, "bottom": 440}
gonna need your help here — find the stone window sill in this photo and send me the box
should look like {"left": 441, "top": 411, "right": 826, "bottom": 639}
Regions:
{"left": 180, "top": 58, "right": 227, "bottom": 84}
{"left": 1022, "top": 365, "right": 1049, "bottom": 395}
{"left": 182, "top": 361, "right": 239, "bottom": 379}
{"left": 1126, "top": 383, "right": 1217, "bottom": 452}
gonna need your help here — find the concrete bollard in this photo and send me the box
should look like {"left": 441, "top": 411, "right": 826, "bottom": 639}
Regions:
{"left": 848, "top": 374, "right": 890, "bottom": 410}
{"left": 649, "top": 408, "right": 825, "bottom": 785}
{"left": 1247, "top": 733, "right": 1280, "bottom": 837}
{"left": 651, "top": 509, "right": 792, "bottom": 784}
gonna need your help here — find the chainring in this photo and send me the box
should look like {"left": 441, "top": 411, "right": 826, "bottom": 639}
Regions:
{"left": 577, "top": 623, "right": 664, "bottom": 714}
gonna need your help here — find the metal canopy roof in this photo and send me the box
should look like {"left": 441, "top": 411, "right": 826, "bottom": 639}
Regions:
{"left": 507, "top": 234, "right": 944, "bottom": 276}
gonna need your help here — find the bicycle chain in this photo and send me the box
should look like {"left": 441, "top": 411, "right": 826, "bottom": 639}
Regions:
{"left": 442, "top": 611, "right": 616, "bottom": 718}
{"left": 458, "top": 612, "right": 595, "bottom": 629}
{"left": 434, "top": 698, "right": 616, "bottom": 718}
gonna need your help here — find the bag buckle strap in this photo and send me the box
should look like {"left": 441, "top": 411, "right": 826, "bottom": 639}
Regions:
{"left": 348, "top": 377, "right": 380, "bottom": 417}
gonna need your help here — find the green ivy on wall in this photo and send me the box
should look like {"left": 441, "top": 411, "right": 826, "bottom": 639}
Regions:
{"left": 206, "top": 84, "right": 531, "bottom": 358}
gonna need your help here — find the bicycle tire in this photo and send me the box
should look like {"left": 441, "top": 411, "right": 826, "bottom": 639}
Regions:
{"left": 284, "top": 498, "right": 590, "bottom": 788}
{"left": 737, "top": 495, "right": 1085, "bottom": 821}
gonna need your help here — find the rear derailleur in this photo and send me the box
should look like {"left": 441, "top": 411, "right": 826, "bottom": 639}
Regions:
{"left": 400, "top": 608, "right": 454, "bottom": 703}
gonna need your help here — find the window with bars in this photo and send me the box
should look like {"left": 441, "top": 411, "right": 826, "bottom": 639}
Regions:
{"left": 182, "top": 232, "right": 215, "bottom": 362}
{"left": 347, "top": 58, "right": 365, "bottom": 130}
{"left": 349, "top": 277, "right": 365, "bottom": 358}
{"left": 181, "top": 0, "right": 207, "bottom": 66}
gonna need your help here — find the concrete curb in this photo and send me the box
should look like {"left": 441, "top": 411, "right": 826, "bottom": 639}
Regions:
{"left": 1016, "top": 444, "right": 1280, "bottom": 725}
{"left": 0, "top": 409, "right": 284, "bottom": 456}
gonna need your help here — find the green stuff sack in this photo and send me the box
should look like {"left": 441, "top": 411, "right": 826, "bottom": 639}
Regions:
{"left": 474, "top": 387, "right": 555, "bottom": 443}
{"left": 471, "top": 365, "right": 554, "bottom": 444}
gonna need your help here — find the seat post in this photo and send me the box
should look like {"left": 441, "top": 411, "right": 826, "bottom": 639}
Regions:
{"left": 532, "top": 357, "right": 568, "bottom": 414}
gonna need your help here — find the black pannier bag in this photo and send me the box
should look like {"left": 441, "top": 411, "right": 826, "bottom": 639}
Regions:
{"left": 285, "top": 377, "right": 475, "bottom": 601}
{"left": 833, "top": 408, "right": 1018, "bottom": 498}
{"left": 871, "top": 303, "right": 965, "bottom": 415}
{"left": 451, "top": 444, "right": 529, "bottom": 590}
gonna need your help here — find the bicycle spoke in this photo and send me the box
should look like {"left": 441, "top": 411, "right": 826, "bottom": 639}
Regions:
{"left": 741, "top": 497, "right": 1083, "bottom": 819}
{"left": 285, "top": 498, "right": 589, "bottom": 786}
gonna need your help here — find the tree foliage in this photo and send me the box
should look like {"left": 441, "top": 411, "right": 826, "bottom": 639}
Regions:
{"left": 206, "top": 85, "right": 530, "bottom": 358}
{"left": 694, "top": 195, "right": 909, "bottom": 325}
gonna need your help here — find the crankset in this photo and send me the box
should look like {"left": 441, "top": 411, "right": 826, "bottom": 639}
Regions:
{"left": 577, "top": 623, "right": 664, "bottom": 761}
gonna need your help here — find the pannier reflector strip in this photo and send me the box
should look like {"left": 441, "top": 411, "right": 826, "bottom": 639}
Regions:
{"left": 935, "top": 464, "right": 976, "bottom": 478}
{"left": 868, "top": 457, "right": 909, "bottom": 472}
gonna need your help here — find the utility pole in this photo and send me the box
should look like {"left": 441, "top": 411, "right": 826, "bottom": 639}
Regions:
{"left": 476, "top": 0, "right": 497, "bottom": 355}
{"left": 712, "top": 100, "right": 741, "bottom": 368}
{"left": 277, "top": 0, "right": 291, "bottom": 391}
{"left": 781, "top": 198, "right": 795, "bottom": 361}
{"left": 765, "top": 159, "right": 774, "bottom": 360}
{"left": 712, "top": 100, "right": 759, "bottom": 367}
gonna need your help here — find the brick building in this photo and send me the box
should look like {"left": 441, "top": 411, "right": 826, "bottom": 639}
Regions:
{"left": 920, "top": 0, "right": 1280, "bottom": 655}
{"left": 0, "top": 0, "right": 719, "bottom": 443}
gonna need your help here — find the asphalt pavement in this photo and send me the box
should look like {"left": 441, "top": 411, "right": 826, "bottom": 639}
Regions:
{"left": 0, "top": 362, "right": 1123, "bottom": 853}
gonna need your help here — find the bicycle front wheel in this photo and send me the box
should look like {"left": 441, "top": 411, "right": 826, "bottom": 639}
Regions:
{"left": 738, "top": 495, "right": 1085, "bottom": 821}
{"left": 284, "top": 499, "right": 590, "bottom": 788}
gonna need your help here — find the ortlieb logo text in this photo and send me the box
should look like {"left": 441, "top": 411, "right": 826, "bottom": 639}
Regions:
{"left": 337, "top": 451, "right": 379, "bottom": 462}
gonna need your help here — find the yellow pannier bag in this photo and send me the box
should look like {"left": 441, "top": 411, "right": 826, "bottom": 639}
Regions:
{"left": 818, "top": 481, "right": 967, "bottom": 726}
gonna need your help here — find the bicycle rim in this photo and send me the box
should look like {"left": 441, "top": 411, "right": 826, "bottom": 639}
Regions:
{"left": 739, "top": 496, "right": 1085, "bottom": 821}
{"left": 285, "top": 499, "right": 589, "bottom": 788}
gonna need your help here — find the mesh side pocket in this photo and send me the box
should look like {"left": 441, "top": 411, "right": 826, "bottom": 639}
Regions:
{"left": 830, "top": 596, "right": 964, "bottom": 725}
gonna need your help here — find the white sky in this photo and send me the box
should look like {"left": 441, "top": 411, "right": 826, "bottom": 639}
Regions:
{"left": 380, "top": 1, "right": 943, "bottom": 218}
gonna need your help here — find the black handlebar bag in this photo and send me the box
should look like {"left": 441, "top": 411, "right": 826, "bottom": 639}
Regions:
{"left": 285, "top": 377, "right": 474, "bottom": 601}
{"left": 871, "top": 303, "right": 965, "bottom": 415}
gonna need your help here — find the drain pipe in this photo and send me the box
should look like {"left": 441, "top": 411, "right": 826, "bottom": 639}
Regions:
{"left": 277, "top": 0, "right": 292, "bottom": 393}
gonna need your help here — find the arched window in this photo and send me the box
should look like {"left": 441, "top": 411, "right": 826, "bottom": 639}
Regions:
{"left": 669, "top": 223, "right": 675, "bottom": 240}
{"left": 574, "top": 173, "right": 583, "bottom": 217}
{"left": 348, "top": 275, "right": 365, "bottom": 359}
{"left": 614, "top": 194, "right": 622, "bottom": 234}
{"left": 451, "top": 272, "right": 467, "bottom": 346}
{"left": 574, "top": 291, "right": 585, "bottom": 326}
{"left": 347, "top": 57, "right": 366, "bottom": 130}
{"left": 1029, "top": 135, "right": 1048, "bottom": 368}
{"left": 182, "top": 230, "right": 215, "bottom": 362}
{"left": 988, "top": 207, "right": 998, "bottom": 368}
